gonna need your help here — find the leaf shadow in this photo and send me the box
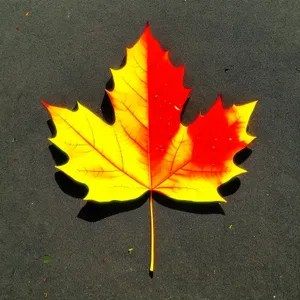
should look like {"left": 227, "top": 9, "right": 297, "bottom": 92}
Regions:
{"left": 48, "top": 143, "right": 89, "bottom": 198}
{"left": 234, "top": 147, "right": 252, "bottom": 165}
{"left": 47, "top": 119, "right": 57, "bottom": 137}
{"left": 154, "top": 192, "right": 225, "bottom": 215}
{"left": 100, "top": 55, "right": 127, "bottom": 125}
{"left": 54, "top": 171, "right": 88, "bottom": 199}
{"left": 101, "top": 77, "right": 115, "bottom": 124}
{"left": 217, "top": 147, "right": 252, "bottom": 197}
{"left": 77, "top": 194, "right": 148, "bottom": 222}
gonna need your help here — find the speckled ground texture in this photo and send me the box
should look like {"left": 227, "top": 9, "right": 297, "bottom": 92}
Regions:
{"left": 1, "top": 0, "right": 300, "bottom": 299}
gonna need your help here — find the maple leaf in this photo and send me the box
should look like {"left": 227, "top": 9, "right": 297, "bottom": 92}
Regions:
{"left": 42, "top": 23, "right": 257, "bottom": 273}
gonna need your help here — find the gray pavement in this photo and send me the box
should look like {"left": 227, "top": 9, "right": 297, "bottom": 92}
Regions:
{"left": 0, "top": 0, "right": 300, "bottom": 299}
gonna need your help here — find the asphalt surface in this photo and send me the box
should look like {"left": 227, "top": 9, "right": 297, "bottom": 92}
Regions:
{"left": 1, "top": 0, "right": 300, "bottom": 299}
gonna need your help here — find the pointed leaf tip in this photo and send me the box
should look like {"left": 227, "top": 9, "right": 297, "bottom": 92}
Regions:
{"left": 216, "top": 94, "right": 223, "bottom": 104}
{"left": 41, "top": 100, "right": 49, "bottom": 108}
{"left": 212, "top": 94, "right": 224, "bottom": 109}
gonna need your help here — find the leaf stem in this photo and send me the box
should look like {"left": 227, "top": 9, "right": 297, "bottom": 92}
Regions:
{"left": 149, "top": 191, "right": 155, "bottom": 273}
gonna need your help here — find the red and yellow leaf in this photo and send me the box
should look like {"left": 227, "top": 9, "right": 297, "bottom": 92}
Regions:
{"left": 42, "top": 23, "right": 257, "bottom": 273}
